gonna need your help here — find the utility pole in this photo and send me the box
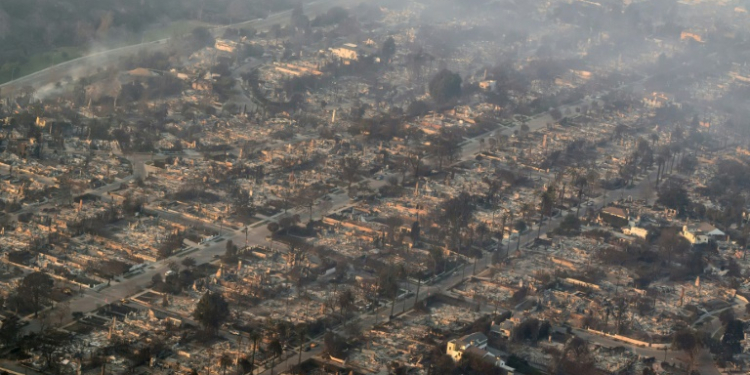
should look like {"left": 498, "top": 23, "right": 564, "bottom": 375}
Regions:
{"left": 297, "top": 326, "right": 305, "bottom": 369}
{"left": 374, "top": 302, "right": 380, "bottom": 324}
{"left": 402, "top": 288, "right": 408, "bottom": 313}
{"left": 236, "top": 335, "right": 243, "bottom": 366}
{"left": 414, "top": 278, "right": 421, "bottom": 305}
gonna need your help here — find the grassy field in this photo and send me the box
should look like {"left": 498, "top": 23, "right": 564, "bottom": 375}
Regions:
{"left": 0, "top": 46, "right": 85, "bottom": 84}
{"left": 0, "top": 20, "right": 214, "bottom": 85}
{"left": 140, "top": 20, "right": 214, "bottom": 43}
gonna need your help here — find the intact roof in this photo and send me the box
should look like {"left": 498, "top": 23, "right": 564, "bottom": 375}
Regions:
{"left": 687, "top": 222, "right": 724, "bottom": 235}
{"left": 461, "top": 332, "right": 489, "bottom": 344}
{"left": 602, "top": 207, "right": 627, "bottom": 218}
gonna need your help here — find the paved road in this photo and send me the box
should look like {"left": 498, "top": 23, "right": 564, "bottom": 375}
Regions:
{"left": 256, "top": 253, "right": 494, "bottom": 375}
{"left": 0, "top": 360, "right": 45, "bottom": 375}
{"left": 254, "top": 141, "right": 688, "bottom": 375}
{"left": 255, "top": 168, "right": 661, "bottom": 375}
{"left": 24, "top": 170, "right": 357, "bottom": 331}
{"left": 573, "top": 329, "right": 720, "bottom": 375}
{"left": 4, "top": 5, "right": 707, "bottom": 371}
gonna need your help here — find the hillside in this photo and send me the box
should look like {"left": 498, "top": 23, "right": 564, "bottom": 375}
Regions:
{"left": 0, "top": 0, "right": 298, "bottom": 83}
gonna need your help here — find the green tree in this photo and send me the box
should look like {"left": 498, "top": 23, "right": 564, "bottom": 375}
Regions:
{"left": 439, "top": 192, "right": 475, "bottom": 251}
{"left": 720, "top": 319, "right": 744, "bottom": 357}
{"left": 410, "top": 221, "right": 421, "bottom": 244}
{"left": 426, "top": 128, "right": 462, "bottom": 170}
{"left": 193, "top": 292, "right": 230, "bottom": 336}
{"left": 657, "top": 177, "right": 691, "bottom": 214}
{"left": 219, "top": 352, "right": 232, "bottom": 375}
{"left": 384, "top": 215, "right": 404, "bottom": 245}
{"left": 296, "top": 324, "right": 307, "bottom": 368}
{"left": 552, "top": 337, "right": 596, "bottom": 375}
{"left": 323, "top": 331, "right": 348, "bottom": 359}
{"left": 223, "top": 240, "right": 239, "bottom": 265}
{"left": 0, "top": 315, "right": 22, "bottom": 346}
{"left": 268, "top": 338, "right": 283, "bottom": 375}
{"left": 537, "top": 186, "right": 556, "bottom": 239}
{"left": 672, "top": 329, "right": 701, "bottom": 372}
{"left": 248, "top": 329, "right": 261, "bottom": 375}
{"left": 181, "top": 256, "right": 197, "bottom": 269}
{"left": 429, "top": 69, "right": 462, "bottom": 105}
{"left": 337, "top": 288, "right": 356, "bottom": 318}
{"left": 191, "top": 27, "right": 215, "bottom": 48}
{"left": 290, "top": 3, "right": 309, "bottom": 31}
{"left": 294, "top": 184, "right": 323, "bottom": 222}
{"left": 657, "top": 228, "right": 691, "bottom": 267}
{"left": 514, "top": 220, "right": 527, "bottom": 251}
{"left": 556, "top": 214, "right": 581, "bottom": 235}
{"left": 17, "top": 272, "right": 54, "bottom": 317}
{"left": 407, "top": 100, "right": 430, "bottom": 117}
{"left": 512, "top": 318, "right": 541, "bottom": 342}
{"left": 381, "top": 37, "right": 396, "bottom": 61}
{"left": 339, "top": 155, "right": 363, "bottom": 190}
{"left": 232, "top": 188, "right": 256, "bottom": 220}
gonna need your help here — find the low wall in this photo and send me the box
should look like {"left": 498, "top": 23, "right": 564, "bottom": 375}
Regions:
{"left": 2, "top": 258, "right": 108, "bottom": 290}
{"left": 585, "top": 328, "right": 670, "bottom": 349}
{"left": 735, "top": 293, "right": 748, "bottom": 305}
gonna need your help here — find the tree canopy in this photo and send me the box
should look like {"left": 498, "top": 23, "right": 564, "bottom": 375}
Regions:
{"left": 438, "top": 192, "right": 475, "bottom": 250}
{"left": 657, "top": 177, "right": 691, "bottom": 214}
{"left": 555, "top": 214, "right": 581, "bottom": 235}
{"left": 381, "top": 37, "right": 396, "bottom": 61}
{"left": 429, "top": 69, "right": 462, "bottom": 105}
{"left": 15, "top": 271, "right": 54, "bottom": 317}
{"left": 193, "top": 291, "right": 230, "bottom": 335}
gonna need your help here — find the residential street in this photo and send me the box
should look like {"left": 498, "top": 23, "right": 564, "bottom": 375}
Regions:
{"left": 21, "top": 74, "right": 692, "bottom": 372}
{"left": 0, "top": 0, "right": 741, "bottom": 374}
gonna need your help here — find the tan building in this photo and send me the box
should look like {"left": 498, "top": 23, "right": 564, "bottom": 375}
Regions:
{"left": 680, "top": 223, "right": 725, "bottom": 244}
{"left": 330, "top": 43, "right": 359, "bottom": 61}
{"left": 215, "top": 39, "right": 239, "bottom": 53}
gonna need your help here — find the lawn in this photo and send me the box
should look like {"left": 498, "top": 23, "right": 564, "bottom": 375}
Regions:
{"left": 0, "top": 46, "right": 85, "bottom": 84}
{"left": 140, "top": 20, "right": 214, "bottom": 43}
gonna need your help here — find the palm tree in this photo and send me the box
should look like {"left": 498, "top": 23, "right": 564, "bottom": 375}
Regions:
{"left": 505, "top": 211, "right": 514, "bottom": 257}
{"left": 497, "top": 214, "right": 507, "bottom": 252}
{"left": 514, "top": 220, "right": 527, "bottom": 251}
{"left": 296, "top": 324, "right": 307, "bottom": 371}
{"left": 235, "top": 335, "right": 243, "bottom": 370}
{"left": 219, "top": 352, "right": 233, "bottom": 375}
{"left": 585, "top": 170, "right": 599, "bottom": 193}
{"left": 475, "top": 222, "right": 489, "bottom": 246}
{"left": 656, "top": 146, "right": 671, "bottom": 185}
{"left": 520, "top": 202, "right": 534, "bottom": 222}
{"left": 206, "top": 348, "right": 214, "bottom": 375}
{"left": 669, "top": 142, "right": 681, "bottom": 174}
{"left": 248, "top": 330, "right": 261, "bottom": 375}
{"left": 268, "top": 339, "right": 283, "bottom": 375}
{"left": 337, "top": 288, "right": 356, "bottom": 320}
{"left": 614, "top": 124, "right": 627, "bottom": 140}
{"left": 574, "top": 176, "right": 587, "bottom": 217}
{"left": 537, "top": 187, "right": 556, "bottom": 239}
